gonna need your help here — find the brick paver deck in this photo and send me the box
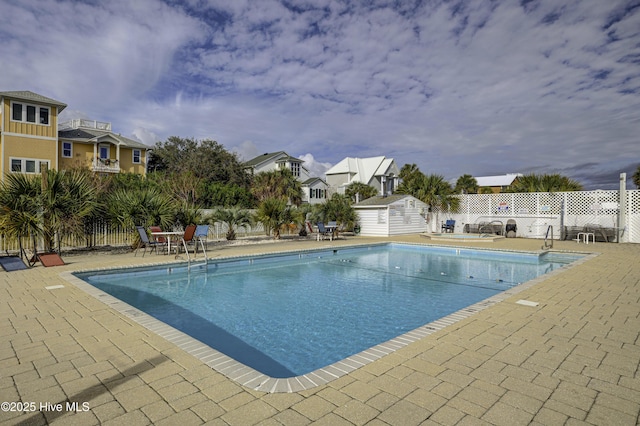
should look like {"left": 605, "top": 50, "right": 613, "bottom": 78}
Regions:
{"left": 1, "top": 236, "right": 638, "bottom": 425}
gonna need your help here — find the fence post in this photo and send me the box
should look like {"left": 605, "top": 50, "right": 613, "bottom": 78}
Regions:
{"left": 619, "top": 173, "right": 627, "bottom": 243}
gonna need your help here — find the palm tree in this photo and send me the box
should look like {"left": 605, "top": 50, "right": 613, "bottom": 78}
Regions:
{"left": 455, "top": 174, "right": 478, "bottom": 194}
{"left": 396, "top": 163, "right": 424, "bottom": 195}
{"left": 254, "top": 197, "right": 302, "bottom": 239}
{"left": 414, "top": 174, "right": 460, "bottom": 232}
{"left": 345, "top": 182, "right": 378, "bottom": 203}
{"left": 106, "top": 187, "right": 175, "bottom": 231}
{"left": 632, "top": 165, "right": 640, "bottom": 188}
{"left": 508, "top": 173, "right": 582, "bottom": 192}
{"left": 0, "top": 173, "right": 41, "bottom": 258}
{"left": 41, "top": 169, "right": 97, "bottom": 253}
{"left": 251, "top": 168, "right": 303, "bottom": 206}
{"left": 316, "top": 193, "right": 358, "bottom": 234}
{"left": 212, "top": 207, "right": 253, "bottom": 240}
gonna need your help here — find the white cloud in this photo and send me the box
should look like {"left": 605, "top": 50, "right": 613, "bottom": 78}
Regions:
{"left": 2, "top": 0, "right": 639, "bottom": 189}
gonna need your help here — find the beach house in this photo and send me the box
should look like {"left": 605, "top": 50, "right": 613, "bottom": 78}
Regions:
{"left": 244, "top": 151, "right": 329, "bottom": 204}
{"left": 0, "top": 90, "right": 149, "bottom": 179}
{"left": 325, "top": 156, "right": 399, "bottom": 196}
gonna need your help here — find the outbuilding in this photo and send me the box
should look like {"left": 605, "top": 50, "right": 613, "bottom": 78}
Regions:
{"left": 354, "top": 194, "right": 428, "bottom": 237}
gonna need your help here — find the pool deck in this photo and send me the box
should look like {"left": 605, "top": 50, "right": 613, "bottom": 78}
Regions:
{"left": 1, "top": 236, "right": 639, "bottom": 425}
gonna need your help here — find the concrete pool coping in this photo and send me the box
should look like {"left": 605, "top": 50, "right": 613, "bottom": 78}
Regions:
{"left": 2, "top": 235, "right": 639, "bottom": 425}
{"left": 422, "top": 233, "right": 506, "bottom": 242}
{"left": 61, "top": 242, "right": 595, "bottom": 393}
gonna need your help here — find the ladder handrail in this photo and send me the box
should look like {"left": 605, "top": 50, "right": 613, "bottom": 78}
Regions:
{"left": 178, "top": 236, "right": 208, "bottom": 269}
{"left": 542, "top": 225, "right": 554, "bottom": 250}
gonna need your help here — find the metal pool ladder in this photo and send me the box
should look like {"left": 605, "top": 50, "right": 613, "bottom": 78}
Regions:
{"left": 542, "top": 225, "right": 554, "bottom": 250}
{"left": 180, "top": 236, "right": 208, "bottom": 269}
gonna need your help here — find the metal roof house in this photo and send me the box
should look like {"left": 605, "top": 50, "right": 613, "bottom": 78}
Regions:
{"left": 325, "top": 156, "right": 399, "bottom": 196}
{"left": 353, "top": 194, "right": 428, "bottom": 236}
{"left": 244, "top": 151, "right": 329, "bottom": 204}
{"left": 474, "top": 173, "right": 522, "bottom": 193}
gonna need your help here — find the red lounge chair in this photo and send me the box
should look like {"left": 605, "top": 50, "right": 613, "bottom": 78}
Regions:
{"left": 37, "top": 252, "right": 65, "bottom": 267}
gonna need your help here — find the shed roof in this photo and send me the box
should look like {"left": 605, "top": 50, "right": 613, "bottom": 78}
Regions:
{"left": 354, "top": 194, "right": 418, "bottom": 207}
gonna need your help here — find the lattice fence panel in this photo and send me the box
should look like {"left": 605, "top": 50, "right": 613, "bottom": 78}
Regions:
{"left": 628, "top": 190, "right": 640, "bottom": 243}
{"left": 436, "top": 190, "right": 638, "bottom": 242}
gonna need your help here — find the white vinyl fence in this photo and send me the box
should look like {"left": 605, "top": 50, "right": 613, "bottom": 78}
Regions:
{"left": 435, "top": 189, "right": 640, "bottom": 243}
{"left": 0, "top": 220, "right": 271, "bottom": 253}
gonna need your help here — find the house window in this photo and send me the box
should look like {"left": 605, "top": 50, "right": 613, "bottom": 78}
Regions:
{"left": 10, "top": 158, "right": 50, "bottom": 174}
{"left": 62, "top": 142, "right": 72, "bottom": 158}
{"left": 132, "top": 149, "right": 141, "bottom": 164}
{"left": 10, "top": 102, "right": 50, "bottom": 125}
{"left": 99, "top": 145, "right": 109, "bottom": 159}
{"left": 26, "top": 106, "right": 36, "bottom": 123}
{"left": 291, "top": 162, "right": 300, "bottom": 177}
{"left": 11, "top": 159, "right": 22, "bottom": 172}
{"left": 12, "top": 103, "right": 22, "bottom": 121}
{"left": 40, "top": 108, "right": 49, "bottom": 124}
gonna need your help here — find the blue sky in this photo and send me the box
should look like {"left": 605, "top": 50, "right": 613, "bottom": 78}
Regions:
{"left": 2, "top": 0, "right": 639, "bottom": 189}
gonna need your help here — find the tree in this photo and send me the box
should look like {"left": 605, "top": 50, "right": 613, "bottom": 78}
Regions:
{"left": 455, "top": 174, "right": 478, "bottom": 194}
{"left": 149, "top": 137, "right": 250, "bottom": 186}
{"left": 250, "top": 168, "right": 303, "bottom": 206}
{"left": 345, "top": 182, "right": 378, "bottom": 203}
{"left": 396, "top": 167, "right": 459, "bottom": 232}
{"left": 396, "top": 163, "right": 424, "bottom": 195}
{"left": 211, "top": 207, "right": 253, "bottom": 240}
{"left": 0, "top": 173, "right": 42, "bottom": 258}
{"left": 254, "top": 197, "right": 302, "bottom": 239}
{"left": 316, "top": 193, "right": 358, "bottom": 233}
{"left": 106, "top": 187, "right": 175, "bottom": 231}
{"left": 41, "top": 169, "right": 97, "bottom": 253}
{"left": 632, "top": 165, "right": 640, "bottom": 188}
{"left": 507, "top": 173, "right": 582, "bottom": 192}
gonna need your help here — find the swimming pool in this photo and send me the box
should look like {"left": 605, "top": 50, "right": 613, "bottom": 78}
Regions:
{"left": 72, "top": 243, "right": 584, "bottom": 390}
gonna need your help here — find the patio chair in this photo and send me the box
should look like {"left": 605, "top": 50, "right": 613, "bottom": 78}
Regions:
{"left": 0, "top": 256, "right": 28, "bottom": 272}
{"left": 149, "top": 226, "right": 170, "bottom": 253}
{"left": 194, "top": 224, "right": 209, "bottom": 254}
{"left": 135, "top": 226, "right": 163, "bottom": 257}
{"left": 177, "top": 224, "right": 198, "bottom": 254}
{"left": 316, "top": 222, "right": 333, "bottom": 241}
{"left": 441, "top": 219, "right": 455, "bottom": 233}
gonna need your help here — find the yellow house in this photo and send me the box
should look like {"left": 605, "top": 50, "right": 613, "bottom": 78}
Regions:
{"left": 58, "top": 119, "right": 149, "bottom": 175}
{"left": 0, "top": 90, "right": 67, "bottom": 177}
{"left": 0, "top": 90, "right": 149, "bottom": 178}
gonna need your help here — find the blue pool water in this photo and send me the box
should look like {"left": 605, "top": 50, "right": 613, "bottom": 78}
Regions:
{"left": 77, "top": 244, "right": 581, "bottom": 377}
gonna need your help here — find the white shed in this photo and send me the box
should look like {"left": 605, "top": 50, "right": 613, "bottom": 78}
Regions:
{"left": 354, "top": 195, "right": 428, "bottom": 237}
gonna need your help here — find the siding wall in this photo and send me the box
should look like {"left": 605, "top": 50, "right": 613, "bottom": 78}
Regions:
{"left": 355, "top": 197, "right": 428, "bottom": 236}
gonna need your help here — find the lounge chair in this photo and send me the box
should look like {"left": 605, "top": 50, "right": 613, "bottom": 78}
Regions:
{"left": 0, "top": 256, "right": 28, "bottom": 272}
{"left": 36, "top": 252, "right": 65, "bottom": 267}
{"left": 441, "top": 219, "right": 455, "bottom": 233}
{"left": 317, "top": 223, "right": 333, "bottom": 241}
{"left": 135, "top": 226, "right": 163, "bottom": 257}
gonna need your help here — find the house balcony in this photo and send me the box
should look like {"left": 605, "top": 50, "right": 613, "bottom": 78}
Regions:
{"left": 92, "top": 158, "right": 120, "bottom": 173}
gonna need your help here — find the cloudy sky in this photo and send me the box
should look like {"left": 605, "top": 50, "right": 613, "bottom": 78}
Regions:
{"left": 2, "top": 0, "right": 639, "bottom": 189}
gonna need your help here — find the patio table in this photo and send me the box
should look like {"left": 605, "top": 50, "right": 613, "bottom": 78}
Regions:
{"left": 150, "top": 231, "right": 184, "bottom": 255}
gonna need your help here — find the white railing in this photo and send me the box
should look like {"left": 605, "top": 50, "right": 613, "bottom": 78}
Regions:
{"left": 92, "top": 159, "right": 120, "bottom": 173}
{"left": 59, "top": 119, "right": 112, "bottom": 131}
